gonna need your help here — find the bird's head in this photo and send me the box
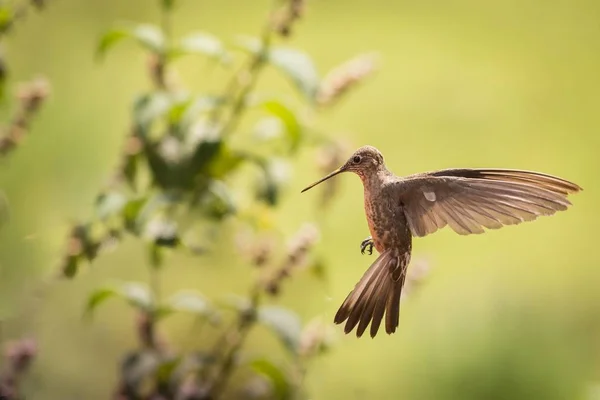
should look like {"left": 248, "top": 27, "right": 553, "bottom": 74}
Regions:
{"left": 301, "top": 145, "right": 385, "bottom": 193}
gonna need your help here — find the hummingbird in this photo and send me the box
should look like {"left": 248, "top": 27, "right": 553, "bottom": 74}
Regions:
{"left": 301, "top": 145, "right": 582, "bottom": 338}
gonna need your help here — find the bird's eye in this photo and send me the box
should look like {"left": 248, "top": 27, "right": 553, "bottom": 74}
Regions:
{"left": 352, "top": 155, "right": 362, "bottom": 164}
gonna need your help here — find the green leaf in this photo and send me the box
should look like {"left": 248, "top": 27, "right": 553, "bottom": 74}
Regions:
{"left": 123, "top": 197, "right": 148, "bottom": 233}
{"left": 235, "top": 37, "right": 319, "bottom": 102}
{"left": 218, "top": 294, "right": 252, "bottom": 313}
{"left": 188, "top": 136, "right": 222, "bottom": 178}
{"left": 169, "top": 291, "right": 210, "bottom": 313}
{"left": 85, "top": 287, "right": 120, "bottom": 316}
{"left": 180, "top": 96, "right": 224, "bottom": 129}
{"left": 0, "top": 6, "right": 15, "bottom": 33}
{"left": 262, "top": 100, "right": 302, "bottom": 153}
{"left": 206, "top": 145, "right": 245, "bottom": 178}
{"left": 167, "top": 99, "right": 193, "bottom": 126}
{"left": 62, "top": 254, "right": 80, "bottom": 278}
{"left": 171, "top": 32, "right": 231, "bottom": 64}
{"left": 155, "top": 356, "right": 180, "bottom": 385}
{"left": 251, "top": 359, "right": 291, "bottom": 400}
{"left": 149, "top": 242, "right": 163, "bottom": 269}
{"left": 200, "top": 180, "right": 236, "bottom": 220}
{"left": 118, "top": 282, "right": 154, "bottom": 309}
{"left": 253, "top": 117, "right": 284, "bottom": 142}
{"left": 95, "top": 191, "right": 127, "bottom": 220}
{"left": 145, "top": 217, "right": 180, "bottom": 248}
{"left": 85, "top": 282, "right": 154, "bottom": 318}
{"left": 71, "top": 223, "right": 101, "bottom": 262}
{"left": 97, "top": 24, "right": 165, "bottom": 60}
{"left": 144, "top": 216, "right": 181, "bottom": 258}
{"left": 234, "top": 36, "right": 264, "bottom": 56}
{"left": 96, "top": 29, "right": 130, "bottom": 59}
{"left": 255, "top": 158, "right": 291, "bottom": 206}
{"left": 257, "top": 306, "right": 302, "bottom": 353}
{"left": 123, "top": 153, "right": 139, "bottom": 190}
{"left": 160, "top": 290, "right": 220, "bottom": 323}
{"left": 133, "top": 92, "right": 173, "bottom": 129}
{"left": 269, "top": 47, "right": 319, "bottom": 103}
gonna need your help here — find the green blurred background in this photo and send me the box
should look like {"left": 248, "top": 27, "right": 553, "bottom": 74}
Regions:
{"left": 1, "top": 0, "right": 599, "bottom": 398}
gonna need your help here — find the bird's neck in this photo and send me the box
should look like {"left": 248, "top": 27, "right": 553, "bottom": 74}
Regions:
{"left": 359, "top": 166, "right": 394, "bottom": 194}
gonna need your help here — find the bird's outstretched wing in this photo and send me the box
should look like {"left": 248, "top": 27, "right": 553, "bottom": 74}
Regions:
{"left": 334, "top": 248, "right": 409, "bottom": 338}
{"left": 396, "top": 168, "right": 582, "bottom": 237}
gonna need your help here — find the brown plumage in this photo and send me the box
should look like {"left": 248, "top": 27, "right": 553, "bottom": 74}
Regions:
{"left": 301, "top": 145, "right": 582, "bottom": 338}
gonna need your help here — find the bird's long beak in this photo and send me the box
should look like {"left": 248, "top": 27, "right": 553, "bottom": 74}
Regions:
{"left": 301, "top": 166, "right": 346, "bottom": 193}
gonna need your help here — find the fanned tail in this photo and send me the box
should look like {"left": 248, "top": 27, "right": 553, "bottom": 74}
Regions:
{"left": 333, "top": 249, "right": 410, "bottom": 338}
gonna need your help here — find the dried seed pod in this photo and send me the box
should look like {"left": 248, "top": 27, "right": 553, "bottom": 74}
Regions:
{"left": 0, "top": 338, "right": 37, "bottom": 399}
{"left": 316, "top": 53, "right": 377, "bottom": 107}
{"left": 0, "top": 77, "right": 50, "bottom": 156}
{"left": 264, "top": 223, "right": 320, "bottom": 296}
{"left": 17, "top": 77, "right": 50, "bottom": 111}
{"left": 272, "top": 0, "right": 306, "bottom": 37}
{"left": 298, "top": 317, "right": 334, "bottom": 357}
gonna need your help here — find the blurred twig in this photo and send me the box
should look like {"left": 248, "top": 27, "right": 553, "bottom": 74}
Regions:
{"left": 0, "top": 77, "right": 50, "bottom": 157}
{"left": 200, "top": 288, "right": 260, "bottom": 399}
{"left": 209, "top": 3, "right": 278, "bottom": 138}
{"left": 0, "top": 338, "right": 37, "bottom": 400}
{"left": 201, "top": 223, "right": 319, "bottom": 399}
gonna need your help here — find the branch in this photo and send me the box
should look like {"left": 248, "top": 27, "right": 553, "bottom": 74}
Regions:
{"left": 0, "top": 77, "right": 50, "bottom": 157}
{"left": 199, "top": 287, "right": 260, "bottom": 400}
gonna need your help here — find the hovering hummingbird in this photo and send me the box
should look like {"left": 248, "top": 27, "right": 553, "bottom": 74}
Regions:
{"left": 301, "top": 145, "right": 582, "bottom": 338}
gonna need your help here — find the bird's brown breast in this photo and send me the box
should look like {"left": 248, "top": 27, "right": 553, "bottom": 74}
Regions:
{"left": 363, "top": 183, "right": 412, "bottom": 255}
{"left": 363, "top": 194, "right": 384, "bottom": 252}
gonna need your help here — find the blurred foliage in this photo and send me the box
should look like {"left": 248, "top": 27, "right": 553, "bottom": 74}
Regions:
{"left": 39, "top": 0, "right": 374, "bottom": 399}
{"left": 0, "top": 1, "right": 50, "bottom": 397}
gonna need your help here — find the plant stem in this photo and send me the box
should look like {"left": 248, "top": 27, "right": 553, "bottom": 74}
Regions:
{"left": 201, "top": 286, "right": 261, "bottom": 399}
{"left": 218, "top": 54, "right": 267, "bottom": 138}
{"left": 209, "top": 4, "right": 277, "bottom": 137}
{"left": 155, "top": 0, "right": 173, "bottom": 90}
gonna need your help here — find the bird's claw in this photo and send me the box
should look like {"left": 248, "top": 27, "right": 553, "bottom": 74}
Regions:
{"left": 360, "top": 236, "right": 374, "bottom": 255}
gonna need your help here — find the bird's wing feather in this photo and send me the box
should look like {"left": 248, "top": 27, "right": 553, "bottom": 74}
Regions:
{"left": 396, "top": 168, "right": 582, "bottom": 237}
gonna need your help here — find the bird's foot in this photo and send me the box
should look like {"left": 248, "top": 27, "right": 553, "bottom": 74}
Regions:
{"left": 360, "top": 236, "right": 374, "bottom": 255}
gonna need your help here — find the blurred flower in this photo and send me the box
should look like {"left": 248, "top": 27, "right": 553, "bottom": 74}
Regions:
{"left": 239, "top": 376, "right": 273, "bottom": 399}
{"left": 17, "top": 76, "right": 50, "bottom": 110}
{"left": 264, "top": 223, "right": 320, "bottom": 295}
{"left": 286, "top": 222, "right": 319, "bottom": 268}
{"left": 298, "top": 316, "right": 335, "bottom": 358}
{"left": 188, "top": 118, "right": 221, "bottom": 147}
{"left": 0, "top": 338, "right": 37, "bottom": 399}
{"left": 4, "top": 338, "right": 37, "bottom": 375}
{"left": 250, "top": 238, "right": 275, "bottom": 268}
{"left": 235, "top": 229, "right": 276, "bottom": 269}
{"left": 272, "top": 0, "right": 306, "bottom": 37}
{"left": 158, "top": 135, "right": 184, "bottom": 164}
{"left": 0, "top": 77, "right": 50, "bottom": 156}
{"left": 316, "top": 53, "right": 377, "bottom": 107}
{"left": 124, "top": 134, "right": 143, "bottom": 156}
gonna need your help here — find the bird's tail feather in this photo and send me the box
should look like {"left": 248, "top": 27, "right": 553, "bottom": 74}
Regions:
{"left": 333, "top": 249, "right": 409, "bottom": 338}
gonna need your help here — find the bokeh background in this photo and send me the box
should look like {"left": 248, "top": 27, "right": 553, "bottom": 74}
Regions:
{"left": 1, "top": 0, "right": 599, "bottom": 399}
